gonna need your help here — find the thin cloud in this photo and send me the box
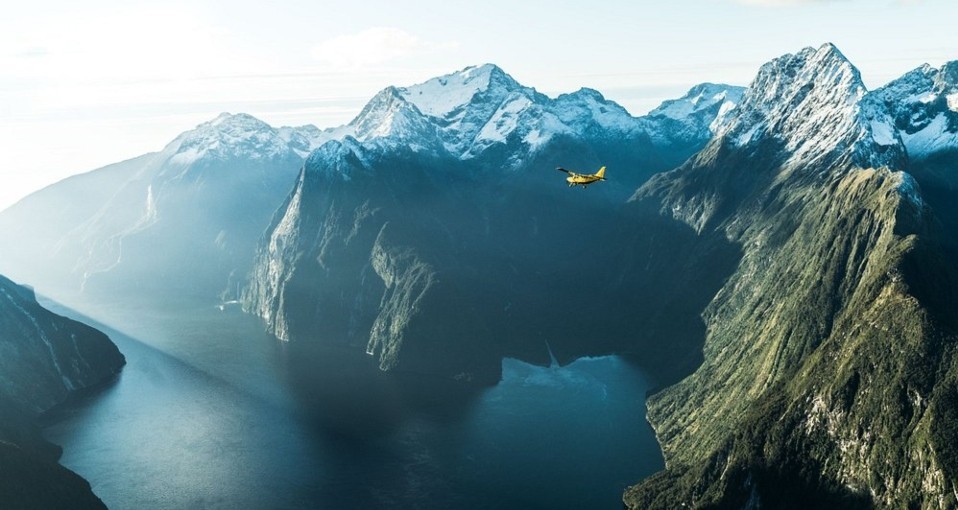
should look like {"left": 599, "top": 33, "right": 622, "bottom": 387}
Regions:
{"left": 310, "top": 27, "right": 457, "bottom": 68}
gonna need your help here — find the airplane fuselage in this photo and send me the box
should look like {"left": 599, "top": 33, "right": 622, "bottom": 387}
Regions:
{"left": 558, "top": 166, "right": 607, "bottom": 188}
{"left": 566, "top": 173, "right": 603, "bottom": 187}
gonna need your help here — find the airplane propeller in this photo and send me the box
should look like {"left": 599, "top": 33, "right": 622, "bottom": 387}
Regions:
{"left": 556, "top": 167, "right": 571, "bottom": 174}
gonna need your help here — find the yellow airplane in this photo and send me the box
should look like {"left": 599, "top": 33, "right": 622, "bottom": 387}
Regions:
{"left": 556, "top": 166, "right": 607, "bottom": 188}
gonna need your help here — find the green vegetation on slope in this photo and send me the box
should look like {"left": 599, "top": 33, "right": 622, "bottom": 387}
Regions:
{"left": 625, "top": 144, "right": 958, "bottom": 508}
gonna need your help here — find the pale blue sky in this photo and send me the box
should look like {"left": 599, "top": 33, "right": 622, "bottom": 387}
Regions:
{"left": 2, "top": 0, "right": 956, "bottom": 209}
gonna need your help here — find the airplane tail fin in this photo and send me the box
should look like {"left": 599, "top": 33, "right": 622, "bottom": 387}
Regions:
{"left": 595, "top": 166, "right": 606, "bottom": 179}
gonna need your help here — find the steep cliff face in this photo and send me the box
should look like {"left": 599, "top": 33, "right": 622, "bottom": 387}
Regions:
{"left": 365, "top": 223, "right": 438, "bottom": 371}
{"left": 625, "top": 44, "right": 958, "bottom": 509}
{"left": 242, "top": 143, "right": 501, "bottom": 383}
{"left": 0, "top": 275, "right": 124, "bottom": 412}
{"left": 0, "top": 274, "right": 124, "bottom": 509}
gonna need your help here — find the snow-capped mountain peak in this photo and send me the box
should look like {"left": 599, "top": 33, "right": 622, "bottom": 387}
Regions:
{"left": 393, "top": 64, "right": 551, "bottom": 158}
{"left": 190, "top": 112, "right": 277, "bottom": 142}
{"left": 165, "top": 113, "right": 316, "bottom": 166}
{"left": 277, "top": 124, "right": 326, "bottom": 157}
{"left": 647, "top": 82, "right": 745, "bottom": 137}
{"left": 649, "top": 83, "right": 745, "bottom": 123}
{"left": 347, "top": 86, "right": 440, "bottom": 147}
{"left": 305, "top": 64, "right": 747, "bottom": 167}
{"left": 304, "top": 137, "right": 370, "bottom": 181}
{"left": 552, "top": 87, "right": 638, "bottom": 133}
{"left": 397, "top": 64, "right": 525, "bottom": 119}
{"left": 867, "top": 60, "right": 958, "bottom": 159}
{"left": 721, "top": 43, "right": 904, "bottom": 170}
{"left": 324, "top": 64, "right": 545, "bottom": 158}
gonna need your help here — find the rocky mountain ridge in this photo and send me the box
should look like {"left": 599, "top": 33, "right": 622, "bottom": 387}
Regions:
{"left": 866, "top": 61, "right": 958, "bottom": 159}
{"left": 311, "top": 64, "right": 744, "bottom": 173}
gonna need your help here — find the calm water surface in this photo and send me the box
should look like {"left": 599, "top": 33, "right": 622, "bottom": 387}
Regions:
{"left": 41, "top": 298, "right": 663, "bottom": 509}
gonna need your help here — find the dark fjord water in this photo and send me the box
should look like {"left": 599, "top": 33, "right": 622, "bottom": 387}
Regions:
{"left": 40, "top": 298, "right": 663, "bottom": 509}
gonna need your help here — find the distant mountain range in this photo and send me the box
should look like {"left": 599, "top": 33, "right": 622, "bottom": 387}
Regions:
{"left": 0, "top": 71, "right": 739, "bottom": 305}
{"left": 2, "top": 43, "right": 958, "bottom": 508}
{"left": 0, "top": 113, "right": 318, "bottom": 300}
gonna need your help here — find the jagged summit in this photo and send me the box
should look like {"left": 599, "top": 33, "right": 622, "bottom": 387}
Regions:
{"left": 347, "top": 87, "right": 442, "bottom": 151}
{"left": 209, "top": 112, "right": 265, "bottom": 127}
{"left": 649, "top": 82, "right": 744, "bottom": 124}
{"left": 397, "top": 64, "right": 528, "bottom": 119}
{"left": 277, "top": 124, "right": 324, "bottom": 156}
{"left": 559, "top": 86, "right": 607, "bottom": 101}
{"left": 721, "top": 43, "right": 865, "bottom": 145}
{"left": 318, "top": 63, "right": 619, "bottom": 160}
{"left": 165, "top": 112, "right": 322, "bottom": 165}
{"left": 719, "top": 43, "right": 904, "bottom": 170}
{"left": 552, "top": 87, "right": 638, "bottom": 133}
{"left": 394, "top": 64, "right": 549, "bottom": 157}
{"left": 645, "top": 82, "right": 745, "bottom": 143}
{"left": 308, "top": 64, "right": 745, "bottom": 167}
{"left": 867, "top": 60, "right": 958, "bottom": 158}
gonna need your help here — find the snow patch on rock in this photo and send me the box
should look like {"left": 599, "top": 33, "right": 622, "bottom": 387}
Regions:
{"left": 901, "top": 114, "right": 958, "bottom": 157}
{"left": 948, "top": 93, "right": 958, "bottom": 112}
{"left": 399, "top": 64, "right": 500, "bottom": 118}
